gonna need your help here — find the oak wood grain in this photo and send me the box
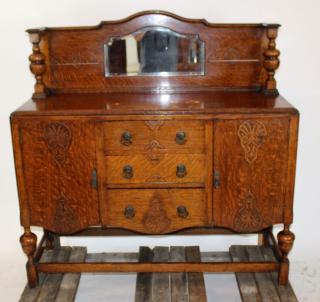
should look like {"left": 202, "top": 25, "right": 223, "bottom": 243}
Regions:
{"left": 104, "top": 189, "right": 209, "bottom": 233}
{"left": 213, "top": 117, "right": 290, "bottom": 232}
{"left": 27, "top": 11, "right": 278, "bottom": 95}
{"left": 103, "top": 120, "right": 205, "bottom": 155}
{"left": 16, "top": 119, "right": 99, "bottom": 234}
{"left": 105, "top": 154, "right": 205, "bottom": 185}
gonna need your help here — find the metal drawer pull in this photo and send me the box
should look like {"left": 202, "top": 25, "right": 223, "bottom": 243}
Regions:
{"left": 175, "top": 131, "right": 187, "bottom": 145}
{"left": 124, "top": 206, "right": 135, "bottom": 218}
{"left": 177, "top": 206, "right": 189, "bottom": 218}
{"left": 122, "top": 165, "right": 134, "bottom": 179}
{"left": 176, "top": 164, "right": 187, "bottom": 178}
{"left": 121, "top": 131, "right": 132, "bottom": 146}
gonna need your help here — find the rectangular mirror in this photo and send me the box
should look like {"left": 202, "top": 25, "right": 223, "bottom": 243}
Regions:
{"left": 104, "top": 26, "right": 205, "bottom": 76}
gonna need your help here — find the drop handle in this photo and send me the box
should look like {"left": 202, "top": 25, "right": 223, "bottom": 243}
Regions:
{"left": 177, "top": 206, "right": 189, "bottom": 218}
{"left": 176, "top": 164, "right": 187, "bottom": 178}
{"left": 124, "top": 206, "right": 135, "bottom": 219}
{"left": 122, "top": 165, "right": 134, "bottom": 179}
{"left": 175, "top": 131, "right": 187, "bottom": 145}
{"left": 121, "top": 131, "right": 132, "bottom": 146}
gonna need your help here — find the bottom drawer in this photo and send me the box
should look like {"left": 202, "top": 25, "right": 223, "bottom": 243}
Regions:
{"left": 103, "top": 189, "right": 209, "bottom": 234}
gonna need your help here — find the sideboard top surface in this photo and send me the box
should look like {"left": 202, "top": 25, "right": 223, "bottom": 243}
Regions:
{"left": 12, "top": 91, "right": 297, "bottom": 117}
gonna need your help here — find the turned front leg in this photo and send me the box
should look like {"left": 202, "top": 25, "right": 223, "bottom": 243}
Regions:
{"left": 20, "top": 228, "right": 38, "bottom": 288}
{"left": 278, "top": 224, "right": 295, "bottom": 285}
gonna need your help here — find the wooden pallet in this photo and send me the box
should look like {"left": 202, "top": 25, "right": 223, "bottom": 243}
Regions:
{"left": 19, "top": 245, "right": 298, "bottom": 302}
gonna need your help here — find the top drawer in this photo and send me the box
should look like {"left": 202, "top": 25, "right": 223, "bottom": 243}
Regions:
{"left": 103, "top": 120, "right": 205, "bottom": 155}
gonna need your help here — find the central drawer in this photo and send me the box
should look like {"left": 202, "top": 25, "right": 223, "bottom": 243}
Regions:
{"left": 103, "top": 189, "right": 209, "bottom": 234}
{"left": 103, "top": 120, "right": 205, "bottom": 155}
{"left": 105, "top": 154, "right": 205, "bottom": 185}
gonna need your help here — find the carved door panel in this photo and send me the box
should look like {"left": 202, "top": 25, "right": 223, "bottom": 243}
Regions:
{"left": 18, "top": 118, "right": 99, "bottom": 234}
{"left": 213, "top": 117, "right": 290, "bottom": 232}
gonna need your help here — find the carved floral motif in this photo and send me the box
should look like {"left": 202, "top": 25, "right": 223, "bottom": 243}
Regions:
{"left": 145, "top": 120, "right": 165, "bottom": 131}
{"left": 142, "top": 196, "right": 171, "bottom": 233}
{"left": 238, "top": 120, "right": 267, "bottom": 164}
{"left": 233, "top": 191, "right": 262, "bottom": 232}
{"left": 43, "top": 122, "right": 72, "bottom": 165}
{"left": 144, "top": 139, "right": 166, "bottom": 164}
{"left": 53, "top": 193, "right": 79, "bottom": 233}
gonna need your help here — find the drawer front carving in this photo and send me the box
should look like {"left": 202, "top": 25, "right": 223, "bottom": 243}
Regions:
{"left": 18, "top": 119, "right": 100, "bottom": 234}
{"left": 105, "top": 154, "right": 205, "bottom": 185}
{"left": 103, "top": 189, "right": 208, "bottom": 233}
{"left": 103, "top": 120, "right": 205, "bottom": 155}
{"left": 213, "top": 118, "right": 290, "bottom": 232}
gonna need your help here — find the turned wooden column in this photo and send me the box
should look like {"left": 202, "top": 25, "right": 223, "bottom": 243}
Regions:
{"left": 277, "top": 224, "right": 295, "bottom": 285}
{"left": 20, "top": 228, "right": 38, "bottom": 288}
{"left": 28, "top": 32, "right": 47, "bottom": 99}
{"left": 263, "top": 27, "right": 280, "bottom": 96}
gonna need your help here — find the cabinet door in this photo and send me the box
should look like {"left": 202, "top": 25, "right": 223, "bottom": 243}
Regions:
{"left": 15, "top": 118, "right": 99, "bottom": 234}
{"left": 213, "top": 117, "right": 290, "bottom": 232}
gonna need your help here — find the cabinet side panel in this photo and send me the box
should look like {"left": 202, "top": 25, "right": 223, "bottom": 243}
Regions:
{"left": 10, "top": 118, "right": 30, "bottom": 226}
{"left": 213, "top": 117, "right": 290, "bottom": 232}
{"left": 19, "top": 118, "right": 100, "bottom": 234}
{"left": 284, "top": 114, "right": 299, "bottom": 224}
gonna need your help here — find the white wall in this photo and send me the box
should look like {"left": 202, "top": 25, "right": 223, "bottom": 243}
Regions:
{"left": 1, "top": 0, "right": 320, "bottom": 300}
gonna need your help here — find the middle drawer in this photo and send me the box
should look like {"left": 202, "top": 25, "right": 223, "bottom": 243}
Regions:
{"left": 105, "top": 154, "right": 205, "bottom": 185}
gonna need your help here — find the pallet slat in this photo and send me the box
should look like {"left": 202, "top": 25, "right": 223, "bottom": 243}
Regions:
{"left": 185, "top": 246, "right": 207, "bottom": 302}
{"left": 170, "top": 246, "right": 188, "bottom": 302}
{"left": 55, "top": 247, "right": 87, "bottom": 302}
{"left": 230, "top": 245, "right": 262, "bottom": 302}
{"left": 86, "top": 252, "right": 138, "bottom": 263}
{"left": 261, "top": 247, "right": 298, "bottom": 302}
{"left": 246, "top": 246, "right": 281, "bottom": 302}
{"left": 134, "top": 247, "right": 153, "bottom": 302}
{"left": 152, "top": 247, "right": 170, "bottom": 302}
{"left": 36, "top": 247, "right": 72, "bottom": 302}
{"left": 19, "top": 249, "right": 55, "bottom": 302}
{"left": 19, "top": 245, "right": 298, "bottom": 302}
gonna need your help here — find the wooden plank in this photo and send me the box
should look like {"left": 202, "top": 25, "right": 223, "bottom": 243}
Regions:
{"left": 55, "top": 247, "right": 87, "bottom": 302}
{"left": 185, "top": 246, "right": 207, "bottom": 302}
{"left": 86, "top": 252, "right": 138, "bottom": 262}
{"left": 134, "top": 247, "right": 153, "bottom": 302}
{"left": 261, "top": 246, "right": 298, "bottom": 302}
{"left": 246, "top": 246, "right": 281, "bottom": 302}
{"left": 201, "top": 251, "right": 231, "bottom": 262}
{"left": 152, "top": 247, "right": 170, "bottom": 302}
{"left": 170, "top": 246, "right": 188, "bottom": 302}
{"left": 36, "top": 247, "right": 71, "bottom": 302}
{"left": 19, "top": 249, "right": 55, "bottom": 302}
{"left": 230, "top": 245, "right": 262, "bottom": 302}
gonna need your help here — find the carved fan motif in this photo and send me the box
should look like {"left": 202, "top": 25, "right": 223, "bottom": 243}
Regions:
{"left": 223, "top": 47, "right": 241, "bottom": 60}
{"left": 238, "top": 120, "right": 267, "bottom": 164}
{"left": 53, "top": 193, "right": 79, "bottom": 233}
{"left": 144, "top": 139, "right": 166, "bottom": 164}
{"left": 142, "top": 196, "right": 171, "bottom": 234}
{"left": 43, "top": 122, "right": 72, "bottom": 165}
{"left": 234, "top": 191, "right": 262, "bottom": 232}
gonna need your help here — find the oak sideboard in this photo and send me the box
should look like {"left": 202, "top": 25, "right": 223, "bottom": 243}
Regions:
{"left": 11, "top": 11, "right": 298, "bottom": 288}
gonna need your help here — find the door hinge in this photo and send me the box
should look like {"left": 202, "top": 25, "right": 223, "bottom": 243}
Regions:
{"left": 18, "top": 128, "right": 23, "bottom": 145}
{"left": 213, "top": 170, "right": 220, "bottom": 188}
{"left": 91, "top": 168, "right": 98, "bottom": 189}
